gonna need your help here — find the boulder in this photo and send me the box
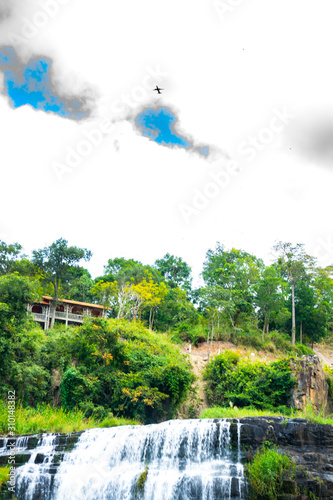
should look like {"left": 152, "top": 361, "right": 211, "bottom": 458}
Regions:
{"left": 290, "top": 355, "right": 329, "bottom": 413}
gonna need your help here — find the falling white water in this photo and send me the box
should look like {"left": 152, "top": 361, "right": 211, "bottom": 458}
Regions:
{"left": 0, "top": 419, "right": 246, "bottom": 500}
{"left": 15, "top": 434, "right": 58, "bottom": 500}
{"left": 0, "top": 435, "right": 30, "bottom": 456}
{"left": 53, "top": 419, "right": 245, "bottom": 500}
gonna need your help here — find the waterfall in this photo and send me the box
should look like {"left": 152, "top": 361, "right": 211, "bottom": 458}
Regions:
{"left": 15, "top": 435, "right": 58, "bottom": 500}
{"left": 1, "top": 419, "right": 246, "bottom": 500}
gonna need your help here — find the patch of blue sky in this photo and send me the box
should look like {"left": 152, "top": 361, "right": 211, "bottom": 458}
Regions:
{"left": 135, "top": 107, "right": 192, "bottom": 149}
{"left": 4, "top": 61, "right": 70, "bottom": 117}
{"left": 0, "top": 46, "right": 87, "bottom": 119}
{"left": 135, "top": 107, "right": 210, "bottom": 158}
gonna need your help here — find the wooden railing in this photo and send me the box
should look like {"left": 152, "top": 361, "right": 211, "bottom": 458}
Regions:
{"left": 32, "top": 312, "right": 84, "bottom": 323}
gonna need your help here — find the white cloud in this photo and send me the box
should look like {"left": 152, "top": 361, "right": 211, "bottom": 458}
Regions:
{"left": 1, "top": 0, "right": 333, "bottom": 278}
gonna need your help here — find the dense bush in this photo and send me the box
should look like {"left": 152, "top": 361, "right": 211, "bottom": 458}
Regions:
{"left": 203, "top": 350, "right": 295, "bottom": 410}
{"left": 173, "top": 323, "right": 207, "bottom": 346}
{"left": 51, "top": 318, "right": 194, "bottom": 423}
{"left": 246, "top": 445, "right": 297, "bottom": 500}
{"left": 324, "top": 365, "right": 333, "bottom": 400}
{"left": 0, "top": 467, "right": 10, "bottom": 492}
{"left": 291, "top": 343, "right": 315, "bottom": 356}
{"left": 0, "top": 318, "right": 193, "bottom": 424}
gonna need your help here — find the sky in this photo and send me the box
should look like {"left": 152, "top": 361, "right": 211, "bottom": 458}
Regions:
{"left": 0, "top": 0, "right": 333, "bottom": 283}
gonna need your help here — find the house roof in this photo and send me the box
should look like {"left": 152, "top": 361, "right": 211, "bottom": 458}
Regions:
{"left": 39, "top": 296, "right": 105, "bottom": 309}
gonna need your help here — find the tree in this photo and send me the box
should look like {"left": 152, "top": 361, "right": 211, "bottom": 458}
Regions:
{"left": 131, "top": 278, "right": 168, "bottom": 329}
{"left": 0, "top": 273, "right": 41, "bottom": 378}
{"left": 255, "top": 266, "right": 287, "bottom": 341}
{"left": 0, "top": 240, "right": 22, "bottom": 275}
{"left": 293, "top": 267, "right": 333, "bottom": 346}
{"left": 313, "top": 266, "right": 333, "bottom": 336}
{"left": 202, "top": 244, "right": 264, "bottom": 329}
{"left": 91, "top": 280, "right": 118, "bottom": 316}
{"left": 32, "top": 238, "right": 92, "bottom": 328}
{"left": 92, "top": 275, "right": 168, "bottom": 328}
{"left": 103, "top": 257, "right": 163, "bottom": 286}
{"left": 61, "top": 266, "right": 95, "bottom": 303}
{"left": 199, "top": 285, "right": 237, "bottom": 331}
{"left": 0, "top": 273, "right": 41, "bottom": 326}
{"left": 154, "top": 254, "right": 192, "bottom": 292}
{"left": 152, "top": 286, "right": 200, "bottom": 332}
{"left": 273, "top": 242, "right": 315, "bottom": 345}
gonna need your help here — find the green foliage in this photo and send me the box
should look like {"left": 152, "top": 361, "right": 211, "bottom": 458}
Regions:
{"left": 10, "top": 362, "right": 50, "bottom": 406}
{"left": 0, "top": 240, "right": 22, "bottom": 276}
{"left": 230, "top": 328, "right": 265, "bottom": 350}
{"left": 48, "top": 318, "right": 194, "bottom": 423}
{"left": 154, "top": 253, "right": 192, "bottom": 292}
{"left": 0, "top": 273, "right": 41, "bottom": 326}
{"left": 255, "top": 265, "right": 288, "bottom": 338}
{"left": 99, "top": 416, "right": 139, "bottom": 427}
{"left": 173, "top": 323, "right": 207, "bottom": 346}
{"left": 200, "top": 403, "right": 333, "bottom": 425}
{"left": 61, "top": 267, "right": 95, "bottom": 303}
{"left": 135, "top": 462, "right": 148, "bottom": 498}
{"left": 291, "top": 344, "right": 315, "bottom": 356}
{"left": 201, "top": 244, "right": 265, "bottom": 329}
{"left": 268, "top": 331, "right": 292, "bottom": 351}
{"left": 78, "top": 401, "right": 110, "bottom": 420}
{"left": 246, "top": 445, "right": 297, "bottom": 500}
{"left": 2, "top": 237, "right": 333, "bottom": 433}
{"left": 60, "top": 367, "right": 100, "bottom": 411}
{"left": 0, "top": 467, "right": 10, "bottom": 491}
{"left": 203, "top": 351, "right": 295, "bottom": 410}
{"left": 0, "top": 320, "right": 49, "bottom": 404}
{"left": 324, "top": 364, "right": 333, "bottom": 399}
{"left": 32, "top": 238, "right": 92, "bottom": 328}
{"left": 0, "top": 399, "right": 140, "bottom": 435}
{"left": 200, "top": 407, "right": 292, "bottom": 419}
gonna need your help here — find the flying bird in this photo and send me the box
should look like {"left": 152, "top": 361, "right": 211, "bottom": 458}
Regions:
{"left": 153, "top": 85, "right": 163, "bottom": 94}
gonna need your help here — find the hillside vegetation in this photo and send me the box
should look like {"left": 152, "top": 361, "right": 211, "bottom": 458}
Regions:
{"left": 1, "top": 237, "right": 333, "bottom": 433}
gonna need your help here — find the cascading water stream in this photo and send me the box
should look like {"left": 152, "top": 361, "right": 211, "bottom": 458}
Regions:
{"left": 1, "top": 419, "right": 246, "bottom": 500}
{"left": 15, "top": 434, "right": 58, "bottom": 500}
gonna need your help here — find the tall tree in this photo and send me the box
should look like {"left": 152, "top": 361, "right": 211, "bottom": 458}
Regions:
{"left": 61, "top": 266, "right": 95, "bottom": 303}
{"left": 273, "top": 242, "right": 315, "bottom": 345}
{"left": 0, "top": 273, "right": 41, "bottom": 378}
{"left": 102, "top": 257, "right": 163, "bottom": 287}
{"left": 0, "top": 273, "right": 41, "bottom": 326}
{"left": 0, "top": 240, "right": 22, "bottom": 275}
{"left": 32, "top": 238, "right": 92, "bottom": 328}
{"left": 202, "top": 244, "right": 264, "bottom": 329}
{"left": 255, "top": 265, "right": 287, "bottom": 341}
{"left": 154, "top": 254, "right": 192, "bottom": 292}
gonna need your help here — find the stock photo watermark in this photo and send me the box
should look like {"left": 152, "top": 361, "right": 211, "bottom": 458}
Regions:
{"left": 67, "top": 460, "right": 116, "bottom": 500}
{"left": 179, "top": 159, "right": 241, "bottom": 224}
{"left": 52, "top": 65, "right": 168, "bottom": 182}
{"left": 8, "top": 0, "right": 72, "bottom": 46}
{"left": 213, "top": 0, "right": 245, "bottom": 22}
{"left": 314, "top": 236, "right": 333, "bottom": 267}
{"left": 179, "top": 106, "right": 296, "bottom": 224}
{"left": 6, "top": 390, "right": 17, "bottom": 495}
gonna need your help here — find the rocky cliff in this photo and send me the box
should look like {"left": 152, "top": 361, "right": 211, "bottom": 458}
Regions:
{"left": 290, "top": 355, "right": 330, "bottom": 413}
{"left": 240, "top": 416, "right": 333, "bottom": 499}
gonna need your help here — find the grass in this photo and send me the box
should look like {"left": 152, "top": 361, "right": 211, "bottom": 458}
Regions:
{"left": 0, "top": 467, "right": 10, "bottom": 491}
{"left": 200, "top": 402, "right": 333, "bottom": 426}
{"left": 0, "top": 400, "right": 141, "bottom": 436}
{"left": 200, "top": 407, "right": 291, "bottom": 420}
{"left": 246, "top": 445, "right": 297, "bottom": 500}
